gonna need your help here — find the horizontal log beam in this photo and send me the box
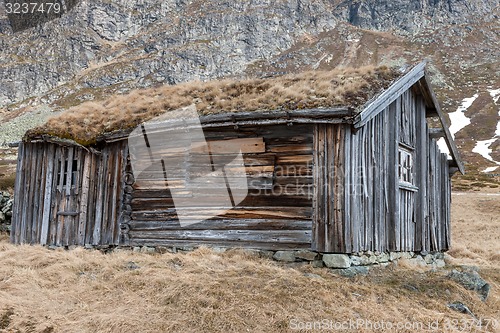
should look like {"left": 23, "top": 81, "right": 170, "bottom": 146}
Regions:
{"left": 429, "top": 128, "right": 445, "bottom": 139}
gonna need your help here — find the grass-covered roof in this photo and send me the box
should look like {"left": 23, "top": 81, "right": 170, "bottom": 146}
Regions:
{"left": 26, "top": 65, "right": 401, "bottom": 145}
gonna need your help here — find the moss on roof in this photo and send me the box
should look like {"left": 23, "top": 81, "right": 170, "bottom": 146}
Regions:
{"left": 25, "top": 65, "right": 401, "bottom": 145}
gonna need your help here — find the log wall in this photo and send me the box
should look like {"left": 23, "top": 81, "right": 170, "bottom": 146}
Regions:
{"left": 123, "top": 124, "right": 314, "bottom": 250}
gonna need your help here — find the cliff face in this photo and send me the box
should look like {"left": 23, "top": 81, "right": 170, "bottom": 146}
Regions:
{"left": 334, "top": 0, "right": 498, "bottom": 33}
{"left": 0, "top": 0, "right": 497, "bottom": 107}
{"left": 0, "top": 0, "right": 499, "bottom": 173}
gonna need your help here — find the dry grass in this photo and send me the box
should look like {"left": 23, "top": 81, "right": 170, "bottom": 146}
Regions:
{"left": 25, "top": 66, "right": 400, "bottom": 145}
{"left": 0, "top": 191, "right": 499, "bottom": 332}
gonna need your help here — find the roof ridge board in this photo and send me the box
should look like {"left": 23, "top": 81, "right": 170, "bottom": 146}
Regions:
{"left": 354, "top": 61, "right": 427, "bottom": 128}
{"left": 418, "top": 74, "right": 465, "bottom": 174}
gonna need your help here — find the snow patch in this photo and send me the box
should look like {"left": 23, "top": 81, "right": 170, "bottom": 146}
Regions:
{"left": 487, "top": 88, "right": 500, "bottom": 136}
{"left": 436, "top": 94, "right": 479, "bottom": 157}
{"left": 448, "top": 94, "right": 478, "bottom": 138}
{"left": 473, "top": 88, "right": 500, "bottom": 173}
{"left": 437, "top": 138, "right": 450, "bottom": 156}
{"left": 472, "top": 138, "right": 499, "bottom": 165}
{"left": 488, "top": 88, "right": 500, "bottom": 105}
{"left": 483, "top": 166, "right": 499, "bottom": 173}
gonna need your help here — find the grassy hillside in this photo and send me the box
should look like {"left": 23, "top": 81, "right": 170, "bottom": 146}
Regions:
{"left": 0, "top": 192, "right": 498, "bottom": 333}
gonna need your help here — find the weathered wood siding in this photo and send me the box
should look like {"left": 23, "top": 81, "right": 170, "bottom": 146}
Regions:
{"left": 312, "top": 124, "right": 346, "bottom": 252}
{"left": 11, "top": 86, "right": 453, "bottom": 252}
{"left": 123, "top": 124, "right": 313, "bottom": 250}
{"left": 330, "top": 88, "right": 451, "bottom": 253}
{"left": 11, "top": 141, "right": 126, "bottom": 246}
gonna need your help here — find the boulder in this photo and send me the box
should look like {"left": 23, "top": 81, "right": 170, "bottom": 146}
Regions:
{"left": 405, "top": 255, "right": 427, "bottom": 268}
{"left": 273, "top": 251, "right": 296, "bottom": 262}
{"left": 447, "top": 269, "right": 490, "bottom": 301}
{"left": 332, "top": 266, "right": 369, "bottom": 277}
{"left": 323, "top": 254, "right": 351, "bottom": 268}
{"left": 295, "top": 250, "right": 318, "bottom": 261}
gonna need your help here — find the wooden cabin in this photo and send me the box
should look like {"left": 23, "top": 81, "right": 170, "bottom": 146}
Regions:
{"left": 11, "top": 62, "right": 463, "bottom": 253}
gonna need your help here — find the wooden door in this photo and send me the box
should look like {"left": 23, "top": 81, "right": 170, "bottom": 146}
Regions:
{"left": 46, "top": 146, "right": 86, "bottom": 246}
{"left": 396, "top": 145, "right": 418, "bottom": 251}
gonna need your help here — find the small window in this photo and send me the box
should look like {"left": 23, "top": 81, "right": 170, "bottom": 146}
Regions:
{"left": 57, "top": 158, "right": 79, "bottom": 189}
{"left": 398, "top": 146, "right": 414, "bottom": 185}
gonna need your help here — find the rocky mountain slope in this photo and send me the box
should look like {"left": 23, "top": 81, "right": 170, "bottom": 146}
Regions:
{"left": 0, "top": 0, "right": 499, "bottom": 178}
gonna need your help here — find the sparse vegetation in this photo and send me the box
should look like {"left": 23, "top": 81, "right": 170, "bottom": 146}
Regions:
{"left": 0, "top": 192, "right": 498, "bottom": 332}
{"left": 0, "top": 174, "right": 15, "bottom": 191}
{"left": 25, "top": 66, "right": 400, "bottom": 145}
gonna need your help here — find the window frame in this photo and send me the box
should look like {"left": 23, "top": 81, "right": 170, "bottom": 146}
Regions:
{"left": 398, "top": 144, "right": 418, "bottom": 192}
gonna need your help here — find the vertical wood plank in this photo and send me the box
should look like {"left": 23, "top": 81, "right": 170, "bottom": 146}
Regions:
{"left": 49, "top": 146, "right": 62, "bottom": 245}
{"left": 93, "top": 150, "right": 107, "bottom": 245}
{"left": 19, "top": 143, "right": 33, "bottom": 243}
{"left": 78, "top": 152, "right": 91, "bottom": 245}
{"left": 40, "top": 144, "right": 55, "bottom": 245}
{"left": 86, "top": 153, "right": 98, "bottom": 245}
{"left": 11, "top": 143, "right": 25, "bottom": 244}
{"left": 343, "top": 125, "right": 352, "bottom": 253}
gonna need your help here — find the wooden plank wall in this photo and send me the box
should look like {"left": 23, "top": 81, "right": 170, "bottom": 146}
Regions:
{"left": 312, "top": 124, "right": 346, "bottom": 252}
{"left": 427, "top": 138, "right": 451, "bottom": 251}
{"left": 397, "top": 90, "right": 417, "bottom": 252}
{"left": 340, "top": 88, "right": 451, "bottom": 253}
{"left": 124, "top": 124, "right": 313, "bottom": 250}
{"left": 11, "top": 141, "right": 126, "bottom": 246}
{"left": 345, "top": 107, "right": 394, "bottom": 253}
{"left": 11, "top": 97, "right": 452, "bottom": 252}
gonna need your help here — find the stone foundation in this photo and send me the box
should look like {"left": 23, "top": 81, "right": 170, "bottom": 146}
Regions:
{"left": 75, "top": 244, "right": 446, "bottom": 270}
{"left": 0, "top": 192, "right": 13, "bottom": 232}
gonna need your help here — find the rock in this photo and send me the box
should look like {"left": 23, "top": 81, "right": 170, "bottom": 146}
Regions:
{"left": 405, "top": 255, "right": 427, "bottom": 268}
{"left": 447, "top": 269, "right": 490, "bottom": 301}
{"left": 125, "top": 261, "right": 140, "bottom": 270}
{"left": 3, "top": 199, "right": 12, "bottom": 211}
{"left": 323, "top": 254, "right": 351, "bottom": 268}
{"left": 273, "top": 251, "right": 296, "bottom": 262}
{"left": 155, "top": 246, "right": 171, "bottom": 254}
{"left": 376, "top": 252, "right": 390, "bottom": 263}
{"left": 332, "top": 266, "right": 369, "bottom": 277}
{"left": 434, "top": 252, "right": 445, "bottom": 260}
{"left": 141, "top": 246, "right": 156, "bottom": 253}
{"left": 132, "top": 246, "right": 142, "bottom": 253}
{"left": 434, "top": 259, "right": 446, "bottom": 268}
{"left": 448, "top": 302, "right": 474, "bottom": 316}
{"left": 350, "top": 254, "right": 376, "bottom": 266}
{"left": 311, "top": 260, "right": 324, "bottom": 268}
{"left": 389, "top": 252, "right": 413, "bottom": 261}
{"left": 177, "top": 246, "right": 195, "bottom": 252}
{"left": 424, "top": 254, "right": 435, "bottom": 264}
{"left": 295, "top": 250, "right": 318, "bottom": 261}
{"left": 258, "top": 250, "right": 275, "bottom": 260}
{"left": 403, "top": 284, "right": 418, "bottom": 292}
